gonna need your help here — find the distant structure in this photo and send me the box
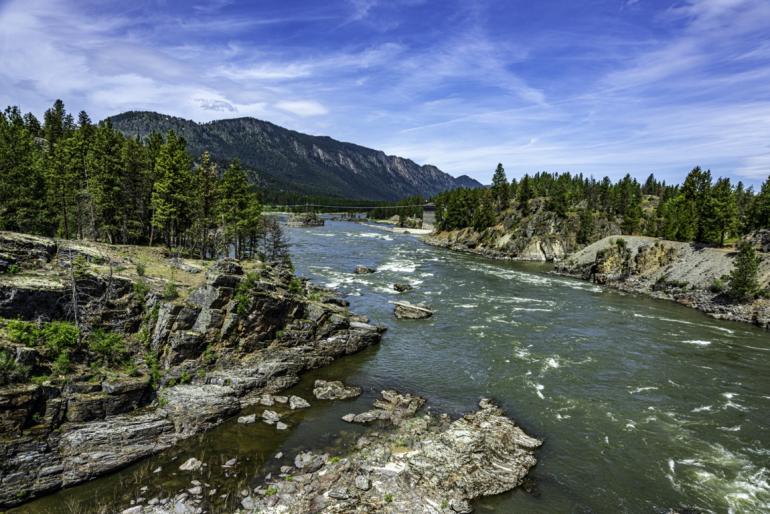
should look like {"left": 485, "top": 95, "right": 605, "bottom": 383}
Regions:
{"left": 287, "top": 212, "right": 325, "bottom": 227}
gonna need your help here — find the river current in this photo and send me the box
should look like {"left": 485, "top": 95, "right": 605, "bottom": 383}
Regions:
{"left": 18, "top": 220, "right": 770, "bottom": 513}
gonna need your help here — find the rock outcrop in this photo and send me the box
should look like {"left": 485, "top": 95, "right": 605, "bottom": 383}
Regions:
{"left": 556, "top": 236, "right": 770, "bottom": 328}
{"left": 312, "top": 379, "right": 362, "bottom": 400}
{"left": 425, "top": 198, "right": 621, "bottom": 262}
{"left": 0, "top": 232, "right": 385, "bottom": 508}
{"left": 243, "top": 396, "right": 541, "bottom": 514}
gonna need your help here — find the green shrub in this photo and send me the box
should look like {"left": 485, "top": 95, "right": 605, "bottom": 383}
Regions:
{"left": 163, "top": 282, "right": 178, "bottom": 300}
{"left": 179, "top": 370, "right": 191, "bottom": 384}
{"left": 146, "top": 353, "right": 161, "bottom": 387}
{"left": 234, "top": 272, "right": 259, "bottom": 316}
{"left": 384, "top": 493, "right": 394, "bottom": 503}
{"left": 709, "top": 278, "right": 727, "bottom": 294}
{"left": 42, "top": 322, "right": 79, "bottom": 354}
{"left": 0, "top": 350, "right": 30, "bottom": 385}
{"left": 615, "top": 238, "right": 627, "bottom": 249}
{"left": 5, "top": 320, "right": 40, "bottom": 346}
{"left": 288, "top": 277, "right": 303, "bottom": 295}
{"left": 133, "top": 280, "right": 150, "bottom": 299}
{"left": 5, "top": 263, "right": 21, "bottom": 274}
{"left": 135, "top": 262, "right": 146, "bottom": 277}
{"left": 265, "top": 486, "right": 279, "bottom": 497}
{"left": 51, "top": 351, "right": 71, "bottom": 375}
{"left": 87, "top": 330, "right": 127, "bottom": 366}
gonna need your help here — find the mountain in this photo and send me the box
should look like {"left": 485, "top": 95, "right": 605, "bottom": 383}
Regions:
{"left": 108, "top": 111, "right": 482, "bottom": 201}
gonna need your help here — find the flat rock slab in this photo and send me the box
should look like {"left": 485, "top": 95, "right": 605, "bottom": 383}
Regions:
{"left": 393, "top": 301, "right": 433, "bottom": 319}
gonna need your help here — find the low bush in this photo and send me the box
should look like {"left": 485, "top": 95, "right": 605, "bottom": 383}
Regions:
{"left": 88, "top": 330, "right": 127, "bottom": 366}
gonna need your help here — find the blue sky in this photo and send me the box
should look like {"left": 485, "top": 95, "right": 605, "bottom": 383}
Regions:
{"left": 1, "top": 0, "right": 769, "bottom": 186}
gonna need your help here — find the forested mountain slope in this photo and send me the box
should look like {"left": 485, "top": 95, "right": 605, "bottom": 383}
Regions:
{"left": 109, "top": 111, "right": 481, "bottom": 200}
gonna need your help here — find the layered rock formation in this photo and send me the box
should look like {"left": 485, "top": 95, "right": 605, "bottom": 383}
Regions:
{"left": 141, "top": 396, "right": 541, "bottom": 514}
{"left": 0, "top": 231, "right": 384, "bottom": 507}
{"left": 556, "top": 236, "right": 770, "bottom": 328}
{"left": 425, "top": 199, "right": 620, "bottom": 262}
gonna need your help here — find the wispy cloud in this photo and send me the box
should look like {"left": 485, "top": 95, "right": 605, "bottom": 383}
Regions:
{"left": 0, "top": 0, "right": 767, "bottom": 186}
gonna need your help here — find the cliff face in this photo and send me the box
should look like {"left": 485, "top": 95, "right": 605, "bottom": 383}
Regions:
{"left": 0, "top": 231, "right": 383, "bottom": 507}
{"left": 426, "top": 199, "right": 621, "bottom": 262}
{"left": 555, "top": 235, "right": 770, "bottom": 328}
{"left": 108, "top": 112, "right": 482, "bottom": 200}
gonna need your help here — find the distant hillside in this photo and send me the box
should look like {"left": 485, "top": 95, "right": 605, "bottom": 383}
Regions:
{"left": 108, "top": 112, "right": 482, "bottom": 200}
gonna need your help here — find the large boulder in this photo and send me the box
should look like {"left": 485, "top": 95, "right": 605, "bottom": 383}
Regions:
{"left": 393, "top": 301, "right": 433, "bottom": 319}
{"left": 313, "top": 379, "right": 362, "bottom": 400}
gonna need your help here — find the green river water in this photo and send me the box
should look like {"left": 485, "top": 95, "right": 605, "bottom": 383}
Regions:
{"left": 15, "top": 221, "right": 770, "bottom": 513}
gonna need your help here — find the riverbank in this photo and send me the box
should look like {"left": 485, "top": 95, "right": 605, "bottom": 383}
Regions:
{"left": 554, "top": 235, "right": 770, "bottom": 329}
{"left": 0, "top": 231, "right": 384, "bottom": 508}
{"left": 137, "top": 394, "right": 541, "bottom": 514}
{"left": 425, "top": 228, "right": 770, "bottom": 329}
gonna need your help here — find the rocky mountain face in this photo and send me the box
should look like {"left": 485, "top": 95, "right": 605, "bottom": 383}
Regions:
{"left": 108, "top": 112, "right": 482, "bottom": 200}
{"left": 555, "top": 235, "right": 770, "bottom": 328}
{"left": 0, "top": 231, "right": 384, "bottom": 507}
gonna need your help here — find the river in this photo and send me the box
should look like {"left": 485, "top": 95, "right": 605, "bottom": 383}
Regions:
{"left": 16, "top": 221, "right": 770, "bottom": 513}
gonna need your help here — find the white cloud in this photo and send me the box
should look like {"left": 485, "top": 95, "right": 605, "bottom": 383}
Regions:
{"left": 275, "top": 100, "right": 329, "bottom": 117}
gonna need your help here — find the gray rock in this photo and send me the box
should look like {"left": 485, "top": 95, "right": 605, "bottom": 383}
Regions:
{"left": 354, "top": 475, "right": 371, "bottom": 491}
{"left": 262, "top": 410, "right": 280, "bottom": 425}
{"left": 237, "top": 414, "right": 256, "bottom": 424}
{"left": 354, "top": 265, "right": 376, "bottom": 274}
{"left": 273, "top": 395, "right": 288, "bottom": 404}
{"left": 222, "top": 458, "right": 237, "bottom": 468}
{"left": 179, "top": 458, "right": 202, "bottom": 471}
{"left": 313, "top": 380, "right": 362, "bottom": 400}
{"left": 248, "top": 396, "right": 542, "bottom": 513}
{"left": 393, "top": 301, "right": 433, "bottom": 319}
{"left": 393, "top": 283, "right": 413, "bottom": 292}
{"left": 276, "top": 421, "right": 289, "bottom": 430}
{"left": 288, "top": 395, "right": 310, "bottom": 409}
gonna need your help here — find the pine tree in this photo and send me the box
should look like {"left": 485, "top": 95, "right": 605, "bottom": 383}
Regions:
{"left": 705, "top": 177, "right": 737, "bottom": 246}
{"left": 194, "top": 151, "right": 219, "bottom": 257}
{"left": 518, "top": 174, "right": 533, "bottom": 215}
{"left": 150, "top": 132, "right": 193, "bottom": 247}
{"left": 472, "top": 190, "right": 496, "bottom": 231}
{"left": 577, "top": 208, "right": 594, "bottom": 245}
{"left": 728, "top": 242, "right": 760, "bottom": 302}
{"left": 490, "top": 163, "right": 509, "bottom": 210}
{"left": 751, "top": 175, "right": 770, "bottom": 230}
{"left": 217, "top": 160, "right": 252, "bottom": 258}
{"left": 87, "top": 121, "right": 124, "bottom": 242}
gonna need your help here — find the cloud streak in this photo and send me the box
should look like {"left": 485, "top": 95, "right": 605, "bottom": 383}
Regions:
{"left": 0, "top": 0, "right": 767, "bottom": 186}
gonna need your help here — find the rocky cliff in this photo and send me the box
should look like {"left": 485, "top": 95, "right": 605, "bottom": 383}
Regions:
{"left": 108, "top": 112, "right": 482, "bottom": 200}
{"left": 0, "top": 231, "right": 384, "bottom": 507}
{"left": 555, "top": 235, "right": 770, "bottom": 328}
{"left": 425, "top": 199, "right": 621, "bottom": 262}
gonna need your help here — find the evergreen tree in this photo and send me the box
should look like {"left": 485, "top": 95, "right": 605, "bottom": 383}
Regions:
{"left": 490, "top": 163, "right": 509, "bottom": 210}
{"left": 472, "top": 190, "right": 496, "bottom": 231}
{"left": 728, "top": 242, "right": 760, "bottom": 302}
{"left": 577, "top": 208, "right": 594, "bottom": 245}
{"left": 751, "top": 175, "right": 770, "bottom": 230}
{"left": 704, "top": 177, "right": 737, "bottom": 246}
{"left": 518, "top": 174, "right": 533, "bottom": 215}
{"left": 150, "top": 132, "right": 193, "bottom": 247}
{"left": 87, "top": 121, "right": 124, "bottom": 242}
{"left": 217, "top": 160, "right": 252, "bottom": 258}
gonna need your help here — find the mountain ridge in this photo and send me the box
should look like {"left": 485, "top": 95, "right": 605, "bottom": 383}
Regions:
{"left": 108, "top": 111, "right": 482, "bottom": 200}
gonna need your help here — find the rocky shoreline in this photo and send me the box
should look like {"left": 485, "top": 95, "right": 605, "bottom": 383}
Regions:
{"left": 123, "top": 393, "right": 542, "bottom": 514}
{"left": 554, "top": 235, "right": 770, "bottom": 329}
{"left": 0, "top": 231, "right": 384, "bottom": 508}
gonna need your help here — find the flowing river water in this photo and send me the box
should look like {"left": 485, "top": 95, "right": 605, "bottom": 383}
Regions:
{"left": 16, "top": 220, "right": 770, "bottom": 513}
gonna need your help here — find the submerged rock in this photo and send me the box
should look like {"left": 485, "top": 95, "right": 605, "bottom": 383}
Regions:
{"left": 342, "top": 389, "right": 425, "bottom": 425}
{"left": 262, "top": 410, "right": 281, "bottom": 425}
{"left": 237, "top": 414, "right": 256, "bottom": 424}
{"left": 354, "top": 265, "right": 376, "bottom": 274}
{"left": 312, "top": 379, "right": 362, "bottom": 400}
{"left": 393, "top": 283, "right": 413, "bottom": 292}
{"left": 289, "top": 395, "right": 310, "bottom": 409}
{"left": 178, "top": 458, "right": 202, "bottom": 472}
{"left": 393, "top": 301, "right": 433, "bottom": 319}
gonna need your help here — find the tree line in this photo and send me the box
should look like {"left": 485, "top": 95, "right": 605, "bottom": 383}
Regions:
{"left": 435, "top": 163, "right": 770, "bottom": 245}
{"left": 0, "top": 100, "right": 288, "bottom": 261}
